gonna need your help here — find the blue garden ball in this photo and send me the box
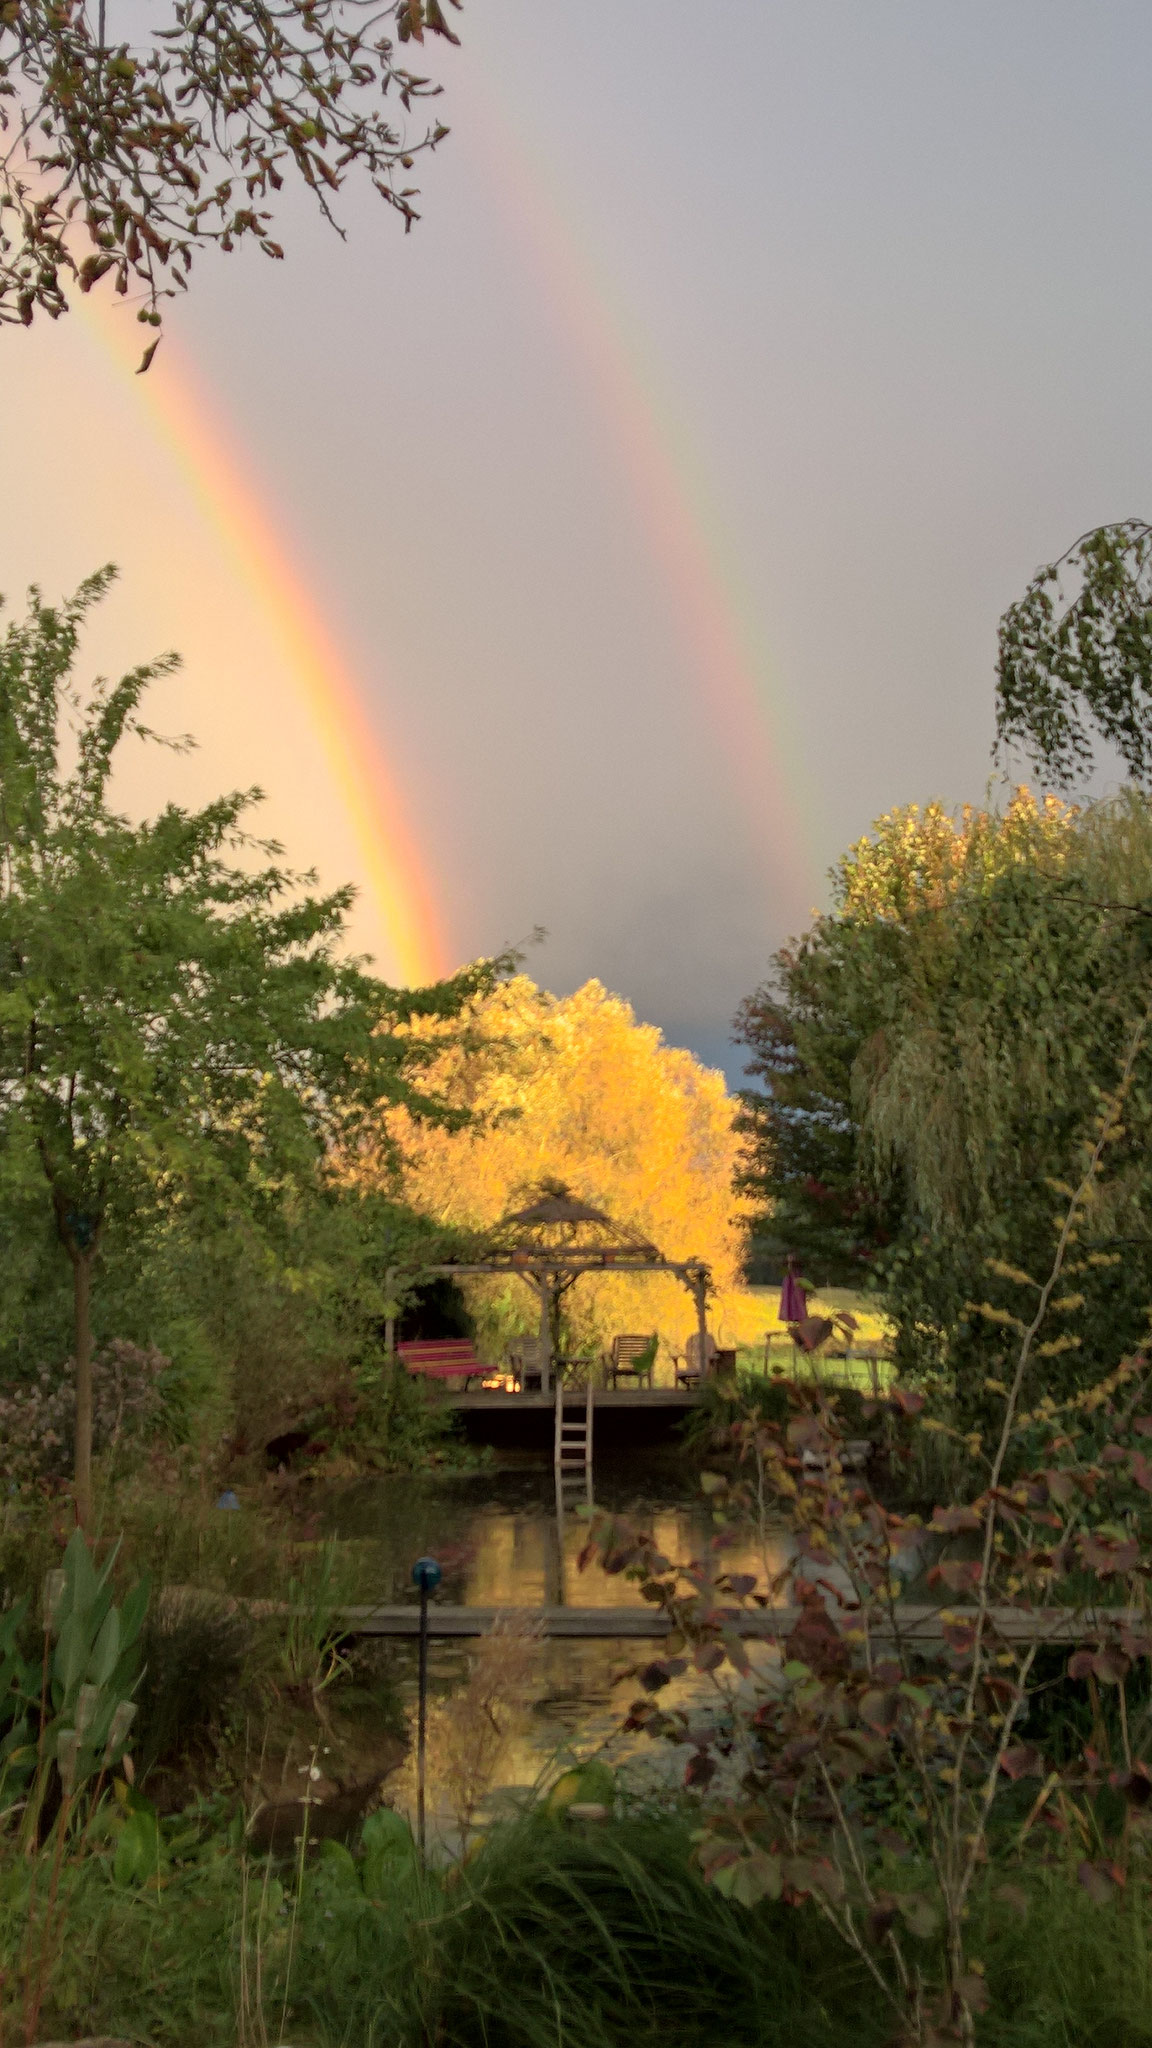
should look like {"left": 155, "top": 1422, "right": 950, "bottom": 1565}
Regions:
{"left": 412, "top": 1555, "right": 442, "bottom": 1593}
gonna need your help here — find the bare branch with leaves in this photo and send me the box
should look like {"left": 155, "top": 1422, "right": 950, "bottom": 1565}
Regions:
{"left": 0, "top": 0, "right": 461, "bottom": 354}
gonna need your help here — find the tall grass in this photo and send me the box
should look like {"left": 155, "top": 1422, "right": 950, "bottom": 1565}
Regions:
{"left": 7, "top": 1802, "right": 1152, "bottom": 2048}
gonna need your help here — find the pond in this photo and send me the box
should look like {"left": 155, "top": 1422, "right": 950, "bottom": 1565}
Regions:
{"left": 314, "top": 1452, "right": 791, "bottom": 1842}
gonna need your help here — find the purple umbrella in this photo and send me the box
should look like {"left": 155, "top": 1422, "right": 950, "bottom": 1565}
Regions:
{"left": 779, "top": 1260, "right": 807, "bottom": 1324}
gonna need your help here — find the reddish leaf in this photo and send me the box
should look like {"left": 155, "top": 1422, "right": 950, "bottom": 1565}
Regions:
{"left": 956, "top": 1973, "right": 991, "bottom": 2014}
{"left": 1132, "top": 1454, "right": 1152, "bottom": 1493}
{"left": 1078, "top": 1860, "right": 1125, "bottom": 1904}
{"left": 1068, "top": 1650, "right": 1097, "bottom": 1681}
{"left": 639, "top": 1661, "right": 674, "bottom": 1692}
{"left": 891, "top": 1388, "right": 925, "bottom": 1415}
{"left": 1078, "top": 1534, "right": 1140, "bottom": 1575}
{"left": 931, "top": 1505, "right": 982, "bottom": 1533}
{"left": 684, "top": 1750, "right": 717, "bottom": 1789}
{"left": 999, "top": 1745, "right": 1043, "bottom": 1781}
{"left": 723, "top": 1573, "right": 757, "bottom": 1598}
{"left": 693, "top": 1643, "right": 725, "bottom": 1674}
{"left": 1111, "top": 1766, "right": 1152, "bottom": 1807}
{"left": 859, "top": 1687, "right": 902, "bottom": 1734}
{"left": 867, "top": 1894, "right": 898, "bottom": 1942}
{"left": 930, "top": 1558, "right": 982, "bottom": 1593}
{"left": 1094, "top": 1647, "right": 1132, "bottom": 1685}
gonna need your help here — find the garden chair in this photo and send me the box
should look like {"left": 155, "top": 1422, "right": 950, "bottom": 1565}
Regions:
{"left": 507, "top": 1337, "right": 546, "bottom": 1391}
{"left": 674, "top": 1331, "right": 717, "bottom": 1388}
{"left": 607, "top": 1333, "right": 657, "bottom": 1389}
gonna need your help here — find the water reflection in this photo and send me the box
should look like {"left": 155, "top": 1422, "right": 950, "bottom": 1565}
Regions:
{"left": 320, "top": 1456, "right": 791, "bottom": 1610}
{"left": 319, "top": 1456, "right": 791, "bottom": 1841}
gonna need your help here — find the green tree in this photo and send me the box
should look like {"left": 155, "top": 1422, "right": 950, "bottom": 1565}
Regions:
{"left": 0, "top": 566, "right": 498, "bottom": 1521}
{"left": 996, "top": 519, "right": 1152, "bottom": 789}
{"left": 0, "top": 0, "right": 461, "bottom": 348}
{"left": 735, "top": 791, "right": 1152, "bottom": 1411}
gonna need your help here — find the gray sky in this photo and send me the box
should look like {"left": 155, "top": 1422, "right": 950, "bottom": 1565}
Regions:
{"left": 5, "top": 2, "right": 1152, "bottom": 1081}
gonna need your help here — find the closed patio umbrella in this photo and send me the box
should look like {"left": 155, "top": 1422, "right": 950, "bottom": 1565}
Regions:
{"left": 779, "top": 1255, "right": 808, "bottom": 1325}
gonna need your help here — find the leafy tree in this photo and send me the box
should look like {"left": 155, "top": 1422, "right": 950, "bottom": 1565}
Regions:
{"left": 360, "top": 975, "right": 749, "bottom": 1356}
{"left": 735, "top": 791, "right": 1152, "bottom": 1411}
{"left": 996, "top": 519, "right": 1152, "bottom": 789}
{"left": 0, "top": 566, "right": 500, "bottom": 1521}
{"left": 0, "top": 0, "right": 461, "bottom": 350}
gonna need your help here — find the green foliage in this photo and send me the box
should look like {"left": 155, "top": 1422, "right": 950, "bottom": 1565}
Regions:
{"left": 996, "top": 519, "right": 1152, "bottom": 790}
{"left": 6, "top": 1795, "right": 1152, "bottom": 2045}
{"left": 134, "top": 1594, "right": 252, "bottom": 1771}
{"left": 737, "top": 790, "right": 1152, "bottom": 1412}
{"left": 0, "top": 1528, "right": 146, "bottom": 1842}
{"left": 41, "top": 1528, "right": 147, "bottom": 1795}
{"left": 0, "top": 569, "right": 508, "bottom": 1492}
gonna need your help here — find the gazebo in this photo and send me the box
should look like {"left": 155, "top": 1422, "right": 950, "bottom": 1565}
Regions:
{"left": 386, "top": 1186, "right": 712, "bottom": 1395}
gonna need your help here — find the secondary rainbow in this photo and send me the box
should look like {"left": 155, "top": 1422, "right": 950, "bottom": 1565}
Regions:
{"left": 464, "top": 80, "right": 821, "bottom": 925}
{"left": 82, "top": 301, "right": 446, "bottom": 989}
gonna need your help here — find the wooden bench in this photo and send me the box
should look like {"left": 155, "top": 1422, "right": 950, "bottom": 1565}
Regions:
{"left": 396, "top": 1339, "right": 491, "bottom": 1389}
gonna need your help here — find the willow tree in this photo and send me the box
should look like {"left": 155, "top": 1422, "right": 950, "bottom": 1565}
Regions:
{"left": 996, "top": 520, "right": 1152, "bottom": 789}
{"left": 0, "top": 567, "right": 499, "bottom": 1523}
{"left": 736, "top": 791, "right": 1152, "bottom": 1409}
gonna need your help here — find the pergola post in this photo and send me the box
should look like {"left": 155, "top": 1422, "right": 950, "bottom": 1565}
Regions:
{"left": 538, "top": 1274, "right": 553, "bottom": 1396}
{"left": 693, "top": 1268, "right": 710, "bottom": 1380}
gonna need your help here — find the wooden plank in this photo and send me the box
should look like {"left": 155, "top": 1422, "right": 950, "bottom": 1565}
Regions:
{"left": 335, "top": 1603, "right": 1143, "bottom": 1643}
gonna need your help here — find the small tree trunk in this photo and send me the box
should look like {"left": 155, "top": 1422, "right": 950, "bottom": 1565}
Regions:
{"left": 72, "top": 1250, "right": 94, "bottom": 1529}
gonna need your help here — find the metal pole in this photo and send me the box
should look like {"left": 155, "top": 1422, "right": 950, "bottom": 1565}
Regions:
{"left": 411, "top": 1555, "right": 441, "bottom": 1857}
{"left": 417, "top": 1579, "right": 428, "bottom": 1855}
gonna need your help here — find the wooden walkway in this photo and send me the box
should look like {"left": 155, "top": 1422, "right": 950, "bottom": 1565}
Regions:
{"left": 337, "top": 1603, "right": 1133, "bottom": 1642}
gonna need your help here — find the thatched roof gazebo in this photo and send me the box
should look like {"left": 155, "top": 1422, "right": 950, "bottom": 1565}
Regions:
{"left": 387, "top": 1184, "right": 712, "bottom": 1394}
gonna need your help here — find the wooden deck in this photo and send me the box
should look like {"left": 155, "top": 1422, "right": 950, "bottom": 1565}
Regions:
{"left": 446, "top": 1387, "right": 702, "bottom": 1412}
{"left": 444, "top": 1384, "right": 701, "bottom": 1452}
{"left": 337, "top": 1603, "right": 1131, "bottom": 1643}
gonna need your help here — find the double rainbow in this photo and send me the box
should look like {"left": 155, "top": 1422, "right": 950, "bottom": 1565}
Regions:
{"left": 80, "top": 107, "right": 814, "bottom": 988}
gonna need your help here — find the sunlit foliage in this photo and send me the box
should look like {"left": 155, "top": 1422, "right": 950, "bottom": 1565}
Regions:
{"left": 358, "top": 976, "right": 748, "bottom": 1357}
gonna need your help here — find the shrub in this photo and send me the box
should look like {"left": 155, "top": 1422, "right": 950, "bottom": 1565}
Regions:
{"left": 0, "top": 1340, "right": 169, "bottom": 1491}
{"left": 135, "top": 1592, "right": 253, "bottom": 1773}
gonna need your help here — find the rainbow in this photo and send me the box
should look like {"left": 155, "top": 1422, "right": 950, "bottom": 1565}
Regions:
{"left": 82, "top": 300, "right": 447, "bottom": 989}
{"left": 78, "top": 81, "right": 819, "bottom": 981}
{"left": 461, "top": 82, "right": 821, "bottom": 922}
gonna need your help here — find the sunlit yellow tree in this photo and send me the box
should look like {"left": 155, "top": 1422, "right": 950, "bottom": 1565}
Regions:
{"left": 357, "top": 977, "right": 748, "bottom": 1363}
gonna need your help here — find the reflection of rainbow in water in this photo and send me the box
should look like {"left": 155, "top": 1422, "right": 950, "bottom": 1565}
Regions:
{"left": 81, "top": 302, "right": 446, "bottom": 989}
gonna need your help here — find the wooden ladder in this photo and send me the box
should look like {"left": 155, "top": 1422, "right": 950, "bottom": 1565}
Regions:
{"left": 553, "top": 1374, "right": 594, "bottom": 1497}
